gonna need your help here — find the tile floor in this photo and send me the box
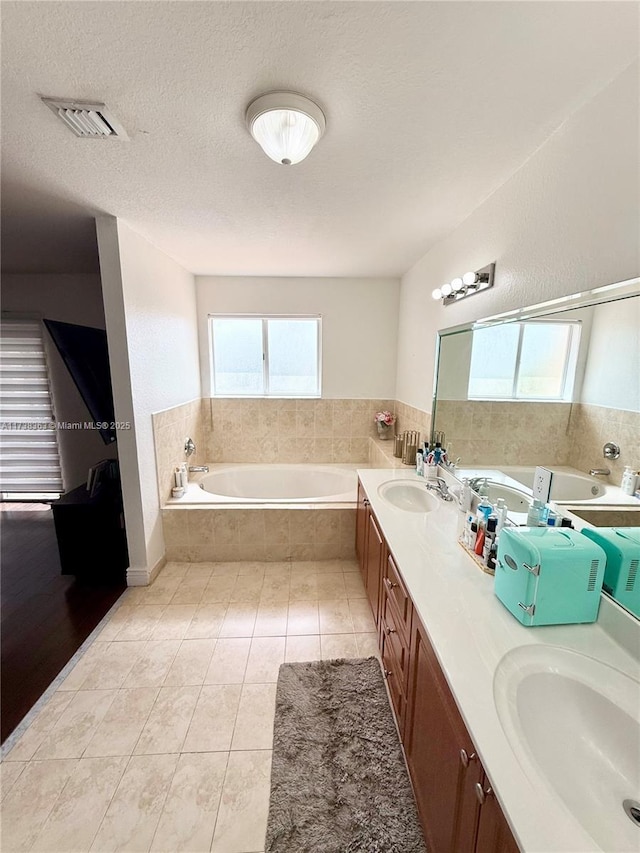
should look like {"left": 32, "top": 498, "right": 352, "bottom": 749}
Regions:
{"left": 0, "top": 559, "right": 379, "bottom": 853}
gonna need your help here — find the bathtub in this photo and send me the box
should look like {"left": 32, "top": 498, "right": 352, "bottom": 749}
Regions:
{"left": 169, "top": 463, "right": 358, "bottom": 505}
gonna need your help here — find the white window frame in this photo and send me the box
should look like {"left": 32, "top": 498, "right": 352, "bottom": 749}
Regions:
{"left": 208, "top": 314, "right": 322, "bottom": 398}
{"left": 467, "top": 319, "right": 582, "bottom": 402}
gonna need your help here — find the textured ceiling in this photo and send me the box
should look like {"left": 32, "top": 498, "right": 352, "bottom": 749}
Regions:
{"left": 1, "top": 1, "right": 637, "bottom": 275}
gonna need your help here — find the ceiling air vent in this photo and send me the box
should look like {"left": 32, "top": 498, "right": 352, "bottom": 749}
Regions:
{"left": 40, "top": 97, "right": 129, "bottom": 140}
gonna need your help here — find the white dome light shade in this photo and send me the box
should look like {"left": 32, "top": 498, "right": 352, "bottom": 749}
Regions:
{"left": 441, "top": 283, "right": 453, "bottom": 297}
{"left": 463, "top": 271, "right": 478, "bottom": 286}
{"left": 451, "top": 277, "right": 464, "bottom": 292}
{"left": 432, "top": 288, "right": 443, "bottom": 300}
{"left": 246, "top": 92, "right": 326, "bottom": 165}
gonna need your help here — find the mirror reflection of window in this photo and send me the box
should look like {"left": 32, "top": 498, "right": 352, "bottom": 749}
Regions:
{"left": 468, "top": 321, "right": 581, "bottom": 401}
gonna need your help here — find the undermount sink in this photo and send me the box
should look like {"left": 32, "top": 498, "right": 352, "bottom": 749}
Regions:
{"left": 494, "top": 644, "right": 640, "bottom": 852}
{"left": 377, "top": 480, "right": 439, "bottom": 513}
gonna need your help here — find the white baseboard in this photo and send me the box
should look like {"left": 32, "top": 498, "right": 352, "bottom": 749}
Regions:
{"left": 126, "top": 554, "right": 167, "bottom": 587}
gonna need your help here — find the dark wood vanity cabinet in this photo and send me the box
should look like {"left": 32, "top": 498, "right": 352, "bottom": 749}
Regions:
{"left": 356, "top": 477, "right": 520, "bottom": 853}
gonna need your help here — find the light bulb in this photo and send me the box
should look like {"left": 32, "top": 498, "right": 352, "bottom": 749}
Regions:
{"left": 432, "top": 288, "right": 442, "bottom": 300}
{"left": 463, "top": 271, "right": 478, "bottom": 286}
{"left": 441, "top": 283, "right": 453, "bottom": 297}
{"left": 451, "top": 277, "right": 463, "bottom": 292}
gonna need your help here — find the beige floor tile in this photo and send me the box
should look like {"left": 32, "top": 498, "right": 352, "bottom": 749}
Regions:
{"left": 244, "top": 637, "right": 286, "bottom": 683}
{"left": 184, "top": 563, "right": 215, "bottom": 580}
{"left": 314, "top": 560, "right": 349, "bottom": 574}
{"left": 149, "top": 604, "right": 197, "bottom": 640}
{"left": 137, "top": 577, "right": 182, "bottom": 606}
{"left": 318, "top": 600, "right": 354, "bottom": 634}
{"left": 163, "top": 639, "right": 217, "bottom": 686}
{"left": 95, "top": 605, "right": 137, "bottom": 642}
{"left": 58, "top": 642, "right": 109, "bottom": 691}
{"left": 134, "top": 686, "right": 200, "bottom": 755}
{"left": 182, "top": 684, "right": 242, "bottom": 752}
{"left": 83, "top": 688, "right": 160, "bottom": 757}
{"left": 237, "top": 562, "right": 266, "bottom": 578}
{"left": 204, "top": 638, "right": 251, "bottom": 684}
{"left": 210, "top": 563, "right": 241, "bottom": 577}
{"left": 0, "top": 758, "right": 78, "bottom": 851}
{"left": 320, "top": 633, "right": 359, "bottom": 660}
{"left": 219, "top": 603, "right": 258, "bottom": 638}
{"left": 284, "top": 634, "right": 322, "bottom": 663}
{"left": 160, "top": 562, "right": 190, "bottom": 579}
{"left": 259, "top": 574, "right": 291, "bottom": 603}
{"left": 231, "top": 683, "right": 277, "bottom": 751}
{"left": 356, "top": 632, "right": 382, "bottom": 660}
{"left": 33, "top": 690, "right": 117, "bottom": 759}
{"left": 150, "top": 752, "right": 228, "bottom": 852}
{"left": 288, "top": 572, "right": 318, "bottom": 600}
{"left": 201, "top": 574, "right": 237, "bottom": 604}
{"left": 348, "top": 598, "right": 377, "bottom": 632}
{"left": 123, "top": 640, "right": 181, "bottom": 688}
{"left": 169, "top": 577, "right": 208, "bottom": 605}
{"left": 230, "top": 574, "right": 264, "bottom": 603}
{"left": 81, "top": 641, "right": 147, "bottom": 689}
{"left": 0, "top": 760, "right": 26, "bottom": 801}
{"left": 31, "top": 756, "right": 127, "bottom": 851}
{"left": 316, "top": 572, "right": 347, "bottom": 599}
{"left": 210, "top": 750, "right": 272, "bottom": 853}
{"left": 286, "top": 600, "right": 320, "bottom": 635}
{"left": 184, "top": 603, "right": 228, "bottom": 639}
{"left": 5, "top": 691, "right": 76, "bottom": 761}
{"left": 344, "top": 571, "right": 367, "bottom": 598}
{"left": 253, "top": 603, "right": 288, "bottom": 637}
{"left": 90, "top": 753, "right": 179, "bottom": 852}
{"left": 113, "top": 605, "right": 166, "bottom": 641}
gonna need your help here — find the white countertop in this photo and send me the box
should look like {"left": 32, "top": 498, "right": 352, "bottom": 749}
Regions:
{"left": 357, "top": 467, "right": 640, "bottom": 853}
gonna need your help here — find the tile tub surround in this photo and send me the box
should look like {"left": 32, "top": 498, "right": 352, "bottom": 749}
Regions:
{"left": 202, "top": 398, "right": 395, "bottom": 464}
{"left": 152, "top": 399, "right": 207, "bottom": 503}
{"left": 162, "top": 507, "right": 356, "bottom": 562}
{"left": 1, "top": 559, "right": 377, "bottom": 853}
{"left": 566, "top": 403, "right": 639, "bottom": 486}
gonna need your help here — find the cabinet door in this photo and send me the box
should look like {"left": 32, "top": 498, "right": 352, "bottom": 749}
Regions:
{"left": 355, "top": 480, "right": 368, "bottom": 577}
{"left": 405, "top": 611, "right": 479, "bottom": 853}
{"left": 365, "top": 510, "right": 385, "bottom": 627}
{"left": 474, "top": 771, "right": 520, "bottom": 853}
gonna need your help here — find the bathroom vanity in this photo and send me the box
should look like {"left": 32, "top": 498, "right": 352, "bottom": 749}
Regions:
{"left": 356, "top": 468, "right": 640, "bottom": 853}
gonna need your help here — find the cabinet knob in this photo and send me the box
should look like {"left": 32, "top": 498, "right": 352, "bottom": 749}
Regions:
{"left": 384, "top": 578, "right": 397, "bottom": 590}
{"left": 383, "top": 668, "right": 393, "bottom": 679}
{"left": 475, "top": 782, "right": 493, "bottom": 805}
{"left": 460, "top": 749, "right": 477, "bottom": 768}
{"left": 364, "top": 499, "right": 370, "bottom": 506}
{"left": 385, "top": 626, "right": 396, "bottom": 635}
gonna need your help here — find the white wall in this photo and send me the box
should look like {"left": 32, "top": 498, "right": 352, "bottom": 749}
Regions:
{"left": 97, "top": 217, "right": 200, "bottom": 583}
{"left": 396, "top": 62, "right": 639, "bottom": 413}
{"left": 196, "top": 276, "right": 400, "bottom": 398}
{"left": 580, "top": 297, "right": 640, "bottom": 411}
{"left": 1, "top": 273, "right": 114, "bottom": 489}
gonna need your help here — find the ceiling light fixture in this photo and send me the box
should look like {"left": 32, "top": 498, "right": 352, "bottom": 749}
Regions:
{"left": 245, "top": 91, "right": 326, "bottom": 165}
{"left": 431, "top": 263, "right": 496, "bottom": 306}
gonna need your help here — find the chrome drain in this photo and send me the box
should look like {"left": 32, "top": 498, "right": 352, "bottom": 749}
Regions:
{"left": 623, "top": 799, "right": 640, "bottom": 827}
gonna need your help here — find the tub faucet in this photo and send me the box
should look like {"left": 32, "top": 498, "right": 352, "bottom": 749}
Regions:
{"left": 425, "top": 477, "right": 454, "bottom": 501}
{"left": 468, "top": 476, "right": 489, "bottom": 494}
{"left": 188, "top": 465, "right": 209, "bottom": 473}
{"left": 589, "top": 467, "right": 610, "bottom": 477}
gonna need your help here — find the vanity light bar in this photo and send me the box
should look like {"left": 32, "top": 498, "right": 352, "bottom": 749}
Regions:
{"left": 432, "top": 263, "right": 496, "bottom": 306}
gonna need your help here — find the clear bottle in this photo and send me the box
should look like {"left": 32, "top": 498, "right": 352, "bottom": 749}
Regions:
{"left": 526, "top": 498, "right": 545, "bottom": 527}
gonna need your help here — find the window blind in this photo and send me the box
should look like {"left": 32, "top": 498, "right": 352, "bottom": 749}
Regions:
{"left": 0, "top": 320, "right": 63, "bottom": 497}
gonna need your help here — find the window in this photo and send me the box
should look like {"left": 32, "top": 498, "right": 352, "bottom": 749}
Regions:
{"left": 468, "top": 320, "right": 581, "bottom": 401}
{"left": 209, "top": 315, "right": 321, "bottom": 397}
{"left": 0, "top": 320, "right": 63, "bottom": 498}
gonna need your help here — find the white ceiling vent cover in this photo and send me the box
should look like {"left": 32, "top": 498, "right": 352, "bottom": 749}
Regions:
{"left": 40, "top": 97, "right": 129, "bottom": 140}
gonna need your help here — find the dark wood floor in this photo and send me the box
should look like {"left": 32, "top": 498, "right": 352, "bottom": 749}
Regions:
{"left": 1, "top": 504, "right": 126, "bottom": 743}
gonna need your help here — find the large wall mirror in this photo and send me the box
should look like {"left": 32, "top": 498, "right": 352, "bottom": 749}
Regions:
{"left": 432, "top": 276, "right": 640, "bottom": 618}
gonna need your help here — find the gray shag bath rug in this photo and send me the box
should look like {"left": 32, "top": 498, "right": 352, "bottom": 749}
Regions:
{"left": 265, "top": 656, "right": 426, "bottom": 853}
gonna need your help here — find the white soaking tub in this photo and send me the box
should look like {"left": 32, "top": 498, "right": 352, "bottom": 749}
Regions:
{"left": 170, "top": 463, "right": 358, "bottom": 505}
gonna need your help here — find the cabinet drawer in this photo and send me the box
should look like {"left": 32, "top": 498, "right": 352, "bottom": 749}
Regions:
{"left": 381, "top": 596, "right": 410, "bottom": 685}
{"left": 383, "top": 552, "right": 411, "bottom": 636}
{"left": 381, "top": 634, "right": 406, "bottom": 729}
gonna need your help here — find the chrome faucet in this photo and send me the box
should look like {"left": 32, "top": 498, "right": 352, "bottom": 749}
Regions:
{"left": 589, "top": 467, "right": 610, "bottom": 477}
{"left": 468, "top": 476, "right": 489, "bottom": 494}
{"left": 425, "top": 477, "right": 454, "bottom": 501}
{"left": 188, "top": 465, "right": 209, "bottom": 473}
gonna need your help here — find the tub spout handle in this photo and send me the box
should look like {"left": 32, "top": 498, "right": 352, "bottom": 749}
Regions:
{"left": 189, "top": 466, "right": 209, "bottom": 473}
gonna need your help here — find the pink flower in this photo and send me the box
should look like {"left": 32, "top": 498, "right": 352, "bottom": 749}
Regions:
{"left": 374, "top": 410, "right": 396, "bottom": 425}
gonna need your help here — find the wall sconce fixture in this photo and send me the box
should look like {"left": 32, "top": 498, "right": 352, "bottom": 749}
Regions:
{"left": 431, "top": 263, "right": 496, "bottom": 306}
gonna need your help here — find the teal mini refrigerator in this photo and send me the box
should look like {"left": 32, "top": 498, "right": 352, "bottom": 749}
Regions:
{"left": 580, "top": 527, "right": 640, "bottom": 618}
{"left": 495, "top": 528, "right": 607, "bottom": 626}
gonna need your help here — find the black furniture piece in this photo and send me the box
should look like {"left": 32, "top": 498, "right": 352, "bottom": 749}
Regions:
{"left": 52, "top": 472, "right": 128, "bottom": 582}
